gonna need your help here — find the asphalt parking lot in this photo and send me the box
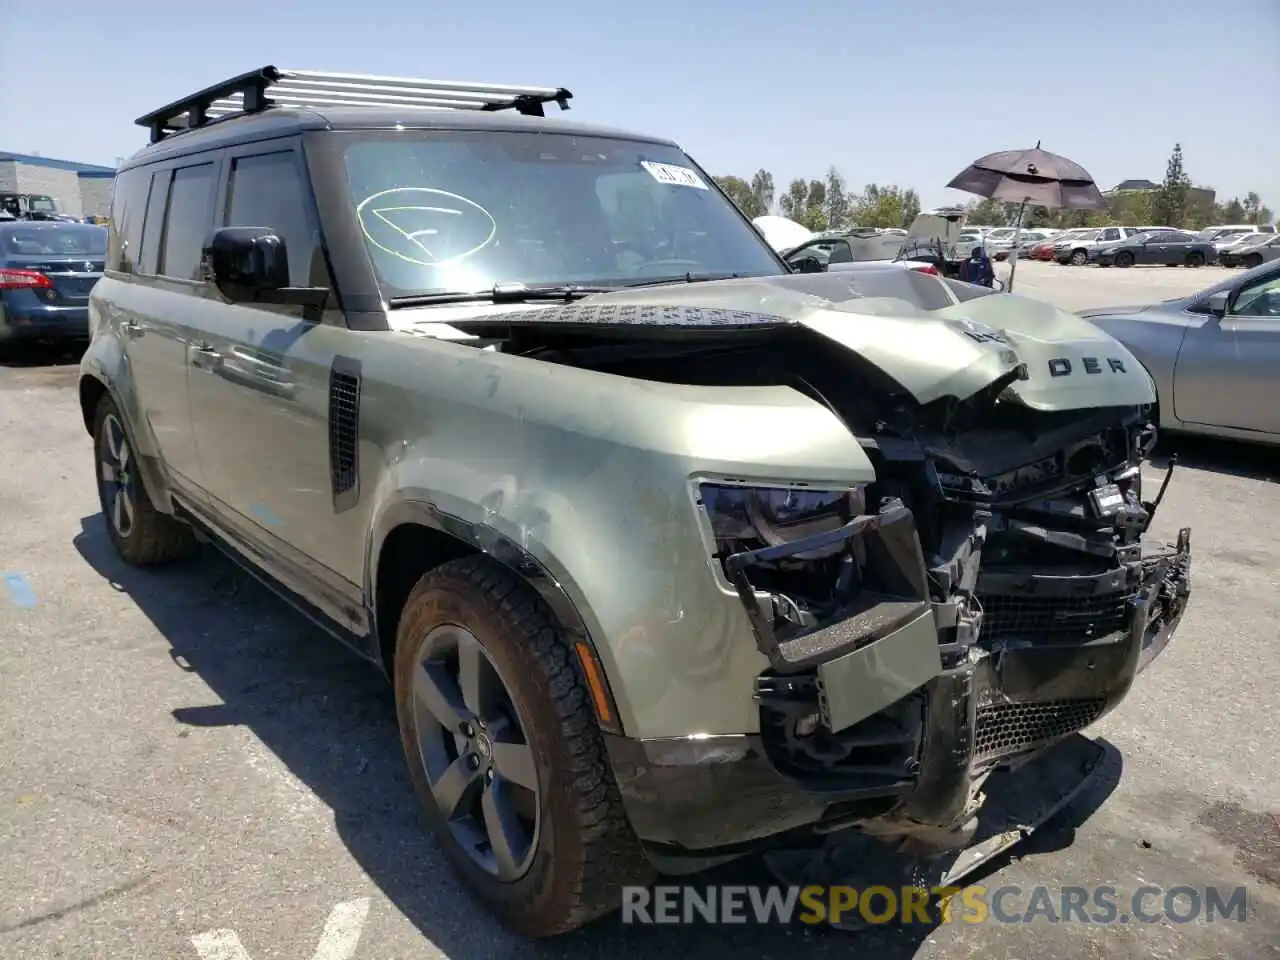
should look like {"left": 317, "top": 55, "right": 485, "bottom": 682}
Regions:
{"left": 2, "top": 261, "right": 1277, "bottom": 960}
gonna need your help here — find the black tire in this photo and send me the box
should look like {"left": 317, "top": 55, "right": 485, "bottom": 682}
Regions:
{"left": 393, "top": 555, "right": 653, "bottom": 938}
{"left": 1244, "top": 254, "right": 1264, "bottom": 269}
{"left": 1115, "top": 251, "right": 1134, "bottom": 268}
{"left": 1184, "top": 251, "right": 1205, "bottom": 267}
{"left": 1069, "top": 249, "right": 1088, "bottom": 266}
{"left": 92, "top": 394, "right": 196, "bottom": 566}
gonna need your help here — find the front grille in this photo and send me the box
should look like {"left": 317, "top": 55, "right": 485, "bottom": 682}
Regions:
{"left": 974, "top": 697, "right": 1107, "bottom": 762}
{"left": 978, "top": 590, "right": 1132, "bottom": 645}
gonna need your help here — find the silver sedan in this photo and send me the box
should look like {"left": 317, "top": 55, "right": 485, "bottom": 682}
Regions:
{"left": 1079, "top": 259, "right": 1280, "bottom": 446}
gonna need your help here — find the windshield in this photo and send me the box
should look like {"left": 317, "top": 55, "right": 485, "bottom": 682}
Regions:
{"left": 0, "top": 223, "right": 106, "bottom": 256}
{"left": 340, "top": 131, "right": 784, "bottom": 296}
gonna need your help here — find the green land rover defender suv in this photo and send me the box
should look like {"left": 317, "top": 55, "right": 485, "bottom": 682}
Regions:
{"left": 79, "top": 66, "right": 1192, "bottom": 937}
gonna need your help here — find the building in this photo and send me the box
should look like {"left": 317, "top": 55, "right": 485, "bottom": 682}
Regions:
{"left": 1104, "top": 178, "right": 1216, "bottom": 207}
{"left": 0, "top": 152, "right": 116, "bottom": 219}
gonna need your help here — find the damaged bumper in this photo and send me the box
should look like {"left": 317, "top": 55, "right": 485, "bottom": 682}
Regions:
{"left": 604, "top": 498, "right": 1191, "bottom": 860}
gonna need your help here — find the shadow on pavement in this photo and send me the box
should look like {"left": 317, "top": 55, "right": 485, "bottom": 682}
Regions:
{"left": 1148, "top": 434, "right": 1278, "bottom": 485}
{"left": 0, "top": 342, "right": 86, "bottom": 368}
{"left": 73, "top": 513, "right": 1122, "bottom": 959}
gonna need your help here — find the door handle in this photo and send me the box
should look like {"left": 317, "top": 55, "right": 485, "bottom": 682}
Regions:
{"left": 121, "top": 318, "right": 144, "bottom": 339}
{"left": 190, "top": 341, "right": 221, "bottom": 369}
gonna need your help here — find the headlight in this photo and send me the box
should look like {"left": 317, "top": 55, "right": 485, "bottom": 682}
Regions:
{"left": 698, "top": 482, "right": 867, "bottom": 561}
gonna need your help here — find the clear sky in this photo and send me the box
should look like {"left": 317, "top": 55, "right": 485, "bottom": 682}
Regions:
{"left": 2, "top": 0, "right": 1276, "bottom": 212}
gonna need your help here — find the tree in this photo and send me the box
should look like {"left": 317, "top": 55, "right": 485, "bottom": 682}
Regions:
{"left": 964, "top": 198, "right": 1010, "bottom": 226}
{"left": 749, "top": 169, "right": 775, "bottom": 216}
{"left": 1152, "top": 143, "right": 1191, "bottom": 227}
{"left": 712, "top": 175, "right": 764, "bottom": 218}
{"left": 1220, "top": 197, "right": 1246, "bottom": 222}
{"left": 778, "top": 178, "right": 808, "bottom": 220}
{"left": 1109, "top": 190, "right": 1155, "bottom": 225}
{"left": 823, "top": 167, "right": 850, "bottom": 230}
{"left": 901, "top": 188, "right": 922, "bottom": 226}
{"left": 851, "top": 183, "right": 920, "bottom": 228}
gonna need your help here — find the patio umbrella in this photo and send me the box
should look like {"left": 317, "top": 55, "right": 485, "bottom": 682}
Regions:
{"left": 947, "top": 142, "right": 1106, "bottom": 291}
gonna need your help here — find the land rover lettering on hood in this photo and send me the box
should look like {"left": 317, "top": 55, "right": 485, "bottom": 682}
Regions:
{"left": 82, "top": 64, "right": 1192, "bottom": 940}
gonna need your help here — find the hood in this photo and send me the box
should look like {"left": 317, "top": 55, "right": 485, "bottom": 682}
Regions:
{"left": 903, "top": 211, "right": 966, "bottom": 252}
{"left": 576, "top": 274, "right": 1155, "bottom": 412}
{"left": 752, "top": 215, "right": 814, "bottom": 253}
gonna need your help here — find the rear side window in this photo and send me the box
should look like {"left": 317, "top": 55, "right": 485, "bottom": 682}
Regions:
{"left": 106, "top": 168, "right": 150, "bottom": 273}
{"left": 159, "top": 163, "right": 216, "bottom": 281}
{"left": 223, "top": 151, "right": 319, "bottom": 286}
{"left": 137, "top": 171, "right": 169, "bottom": 275}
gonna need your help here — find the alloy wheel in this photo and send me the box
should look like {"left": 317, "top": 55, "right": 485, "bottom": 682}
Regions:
{"left": 411, "top": 624, "right": 540, "bottom": 881}
{"left": 99, "top": 413, "right": 136, "bottom": 539}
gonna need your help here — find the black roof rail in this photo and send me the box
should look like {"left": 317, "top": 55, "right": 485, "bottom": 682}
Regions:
{"left": 134, "top": 65, "right": 573, "bottom": 144}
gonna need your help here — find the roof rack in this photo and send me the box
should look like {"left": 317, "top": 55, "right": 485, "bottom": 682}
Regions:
{"left": 135, "top": 65, "right": 573, "bottom": 143}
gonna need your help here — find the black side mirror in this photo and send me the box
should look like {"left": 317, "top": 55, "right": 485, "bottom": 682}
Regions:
{"left": 1205, "top": 290, "right": 1229, "bottom": 318}
{"left": 202, "top": 227, "right": 328, "bottom": 320}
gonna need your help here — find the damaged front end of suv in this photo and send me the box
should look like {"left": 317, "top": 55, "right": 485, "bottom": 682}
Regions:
{"left": 455, "top": 267, "right": 1192, "bottom": 877}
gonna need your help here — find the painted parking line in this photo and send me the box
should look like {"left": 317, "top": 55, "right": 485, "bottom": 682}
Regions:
{"left": 2, "top": 571, "right": 37, "bottom": 608}
{"left": 190, "top": 897, "right": 370, "bottom": 960}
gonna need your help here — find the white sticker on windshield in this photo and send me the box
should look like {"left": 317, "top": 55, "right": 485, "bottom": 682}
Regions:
{"left": 640, "top": 161, "right": 708, "bottom": 190}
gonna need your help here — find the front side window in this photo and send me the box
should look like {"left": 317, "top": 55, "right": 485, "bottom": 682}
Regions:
{"left": 224, "top": 151, "right": 319, "bottom": 286}
{"left": 159, "top": 163, "right": 216, "bottom": 281}
{"left": 1232, "top": 274, "right": 1280, "bottom": 318}
{"left": 340, "top": 131, "right": 783, "bottom": 296}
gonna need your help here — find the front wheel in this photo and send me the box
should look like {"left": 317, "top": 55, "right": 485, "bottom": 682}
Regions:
{"left": 393, "top": 556, "right": 653, "bottom": 938}
{"left": 1069, "top": 249, "right": 1088, "bottom": 266}
{"left": 1115, "top": 251, "right": 1135, "bottom": 268}
{"left": 1184, "top": 251, "right": 1205, "bottom": 267}
{"left": 1244, "top": 253, "right": 1264, "bottom": 269}
{"left": 92, "top": 394, "right": 195, "bottom": 566}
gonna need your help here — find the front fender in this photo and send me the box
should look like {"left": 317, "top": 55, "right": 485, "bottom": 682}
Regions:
{"left": 363, "top": 491, "right": 625, "bottom": 732}
{"left": 355, "top": 342, "right": 874, "bottom": 739}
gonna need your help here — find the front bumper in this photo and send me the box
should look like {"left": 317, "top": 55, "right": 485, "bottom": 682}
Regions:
{"left": 605, "top": 501, "right": 1192, "bottom": 860}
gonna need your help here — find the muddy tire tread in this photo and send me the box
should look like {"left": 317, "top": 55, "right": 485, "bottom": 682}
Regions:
{"left": 93, "top": 395, "right": 195, "bottom": 566}
{"left": 396, "top": 555, "right": 653, "bottom": 937}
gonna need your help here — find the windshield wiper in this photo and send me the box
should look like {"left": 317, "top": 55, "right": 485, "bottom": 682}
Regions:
{"left": 621, "top": 272, "right": 746, "bottom": 288}
{"left": 387, "top": 283, "right": 615, "bottom": 309}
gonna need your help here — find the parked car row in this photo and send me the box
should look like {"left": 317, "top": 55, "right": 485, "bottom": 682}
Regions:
{"left": 956, "top": 221, "right": 1276, "bottom": 270}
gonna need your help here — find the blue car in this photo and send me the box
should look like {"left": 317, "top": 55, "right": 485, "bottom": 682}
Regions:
{"left": 0, "top": 221, "right": 106, "bottom": 351}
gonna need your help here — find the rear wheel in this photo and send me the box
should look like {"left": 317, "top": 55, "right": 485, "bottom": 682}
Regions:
{"left": 92, "top": 394, "right": 196, "bottom": 566}
{"left": 1069, "top": 249, "right": 1088, "bottom": 266}
{"left": 1184, "top": 251, "right": 1205, "bottom": 267}
{"left": 1115, "top": 251, "right": 1135, "bottom": 268}
{"left": 393, "top": 556, "right": 653, "bottom": 938}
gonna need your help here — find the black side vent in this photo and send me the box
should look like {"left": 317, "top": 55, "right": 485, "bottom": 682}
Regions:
{"left": 328, "top": 356, "right": 362, "bottom": 511}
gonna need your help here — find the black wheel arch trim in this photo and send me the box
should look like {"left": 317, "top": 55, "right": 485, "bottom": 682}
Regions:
{"left": 365, "top": 493, "right": 625, "bottom": 735}
{"left": 79, "top": 367, "right": 174, "bottom": 516}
